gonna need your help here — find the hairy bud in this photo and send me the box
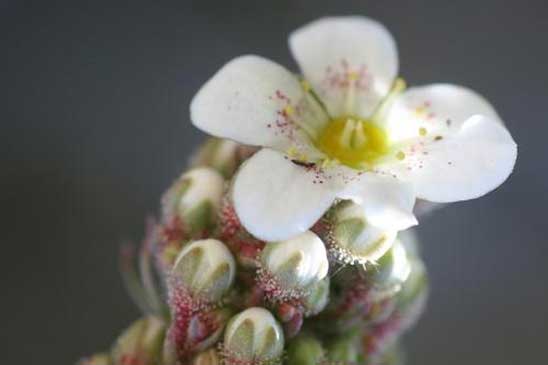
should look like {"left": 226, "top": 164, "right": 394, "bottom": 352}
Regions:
{"left": 260, "top": 231, "right": 329, "bottom": 300}
{"left": 302, "top": 277, "right": 330, "bottom": 316}
{"left": 164, "top": 239, "right": 235, "bottom": 362}
{"left": 172, "top": 238, "right": 236, "bottom": 303}
{"left": 192, "top": 348, "right": 221, "bottom": 365}
{"left": 362, "top": 251, "right": 428, "bottom": 359}
{"left": 326, "top": 200, "right": 396, "bottom": 265}
{"left": 326, "top": 332, "right": 363, "bottom": 364}
{"left": 395, "top": 255, "right": 428, "bottom": 332}
{"left": 191, "top": 137, "right": 241, "bottom": 178}
{"left": 223, "top": 307, "right": 285, "bottom": 365}
{"left": 377, "top": 344, "right": 405, "bottom": 365}
{"left": 162, "top": 167, "right": 225, "bottom": 237}
{"left": 286, "top": 334, "right": 325, "bottom": 365}
{"left": 163, "top": 306, "right": 232, "bottom": 364}
{"left": 110, "top": 316, "right": 165, "bottom": 365}
{"left": 367, "top": 239, "right": 412, "bottom": 302}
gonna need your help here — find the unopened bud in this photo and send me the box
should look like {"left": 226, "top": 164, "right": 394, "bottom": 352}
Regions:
{"left": 223, "top": 307, "right": 285, "bottom": 365}
{"left": 326, "top": 333, "right": 362, "bottom": 364}
{"left": 172, "top": 239, "right": 236, "bottom": 303}
{"left": 367, "top": 239, "right": 412, "bottom": 301}
{"left": 192, "top": 348, "right": 221, "bottom": 365}
{"left": 286, "top": 334, "right": 325, "bottom": 365}
{"left": 192, "top": 138, "right": 241, "bottom": 178}
{"left": 377, "top": 344, "right": 405, "bottom": 365}
{"left": 110, "top": 316, "right": 165, "bottom": 365}
{"left": 162, "top": 167, "right": 225, "bottom": 236}
{"left": 327, "top": 200, "right": 396, "bottom": 265}
{"left": 302, "top": 278, "right": 330, "bottom": 316}
{"left": 260, "top": 231, "right": 328, "bottom": 298}
{"left": 78, "top": 353, "right": 111, "bottom": 365}
{"left": 163, "top": 307, "right": 232, "bottom": 364}
{"left": 395, "top": 256, "right": 428, "bottom": 331}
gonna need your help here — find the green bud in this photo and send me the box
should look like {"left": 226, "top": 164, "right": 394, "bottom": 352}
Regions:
{"left": 367, "top": 239, "right": 411, "bottom": 301}
{"left": 163, "top": 310, "right": 231, "bottom": 365}
{"left": 327, "top": 200, "right": 396, "bottom": 265}
{"left": 162, "top": 167, "right": 225, "bottom": 235}
{"left": 326, "top": 332, "right": 363, "bottom": 364}
{"left": 376, "top": 344, "right": 405, "bottom": 365}
{"left": 286, "top": 334, "right": 325, "bottom": 365}
{"left": 191, "top": 137, "right": 241, "bottom": 178}
{"left": 223, "top": 307, "right": 284, "bottom": 365}
{"left": 110, "top": 316, "right": 165, "bottom": 365}
{"left": 77, "top": 353, "right": 111, "bottom": 365}
{"left": 172, "top": 239, "right": 236, "bottom": 303}
{"left": 395, "top": 256, "right": 428, "bottom": 331}
{"left": 261, "top": 231, "right": 329, "bottom": 294}
{"left": 192, "top": 348, "right": 221, "bottom": 365}
{"left": 302, "top": 277, "right": 330, "bottom": 316}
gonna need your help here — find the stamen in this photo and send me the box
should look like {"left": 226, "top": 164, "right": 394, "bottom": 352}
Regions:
{"left": 316, "top": 116, "right": 388, "bottom": 170}
{"left": 311, "top": 77, "right": 407, "bottom": 170}
{"left": 344, "top": 73, "right": 357, "bottom": 115}
{"left": 351, "top": 121, "right": 367, "bottom": 148}
{"left": 284, "top": 105, "right": 294, "bottom": 116}
{"left": 300, "top": 79, "right": 311, "bottom": 92}
{"left": 340, "top": 118, "right": 356, "bottom": 148}
{"left": 371, "top": 78, "right": 406, "bottom": 124}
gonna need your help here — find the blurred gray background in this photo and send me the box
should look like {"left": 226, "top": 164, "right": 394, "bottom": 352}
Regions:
{"left": 2, "top": 0, "right": 547, "bottom": 364}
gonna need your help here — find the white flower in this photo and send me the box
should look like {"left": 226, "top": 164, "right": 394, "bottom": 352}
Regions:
{"left": 190, "top": 16, "right": 517, "bottom": 241}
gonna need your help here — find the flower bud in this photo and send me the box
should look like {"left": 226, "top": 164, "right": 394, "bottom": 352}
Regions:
{"left": 192, "top": 348, "right": 221, "bottom": 365}
{"left": 110, "top": 316, "right": 165, "bottom": 365}
{"left": 218, "top": 199, "right": 265, "bottom": 269}
{"left": 286, "top": 334, "right": 325, "bottom": 365}
{"left": 377, "top": 344, "right": 405, "bottom": 365}
{"left": 326, "top": 200, "right": 396, "bottom": 265}
{"left": 326, "top": 333, "right": 362, "bottom": 364}
{"left": 172, "top": 238, "right": 236, "bottom": 303}
{"left": 362, "top": 259, "right": 428, "bottom": 359}
{"left": 367, "top": 239, "right": 412, "bottom": 302}
{"left": 302, "top": 277, "right": 330, "bottom": 316}
{"left": 223, "top": 307, "right": 285, "bottom": 365}
{"left": 260, "top": 231, "right": 328, "bottom": 298}
{"left": 163, "top": 307, "right": 232, "bottom": 364}
{"left": 395, "top": 256, "right": 428, "bottom": 332}
{"left": 162, "top": 167, "right": 225, "bottom": 237}
{"left": 78, "top": 353, "right": 111, "bottom": 365}
{"left": 191, "top": 137, "right": 241, "bottom": 178}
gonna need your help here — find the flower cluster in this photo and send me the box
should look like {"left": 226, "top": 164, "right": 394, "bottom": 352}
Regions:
{"left": 80, "top": 16, "right": 516, "bottom": 365}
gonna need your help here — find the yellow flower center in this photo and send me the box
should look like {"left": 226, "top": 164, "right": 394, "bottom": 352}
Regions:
{"left": 316, "top": 116, "right": 388, "bottom": 170}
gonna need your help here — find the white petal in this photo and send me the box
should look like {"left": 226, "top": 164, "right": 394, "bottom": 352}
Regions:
{"left": 413, "top": 199, "right": 444, "bottom": 218}
{"left": 289, "top": 16, "right": 398, "bottom": 118}
{"left": 232, "top": 149, "right": 342, "bottom": 241}
{"left": 191, "top": 55, "right": 325, "bottom": 159}
{"left": 384, "top": 84, "right": 502, "bottom": 143}
{"left": 386, "top": 115, "right": 517, "bottom": 202}
{"left": 339, "top": 173, "right": 417, "bottom": 231}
